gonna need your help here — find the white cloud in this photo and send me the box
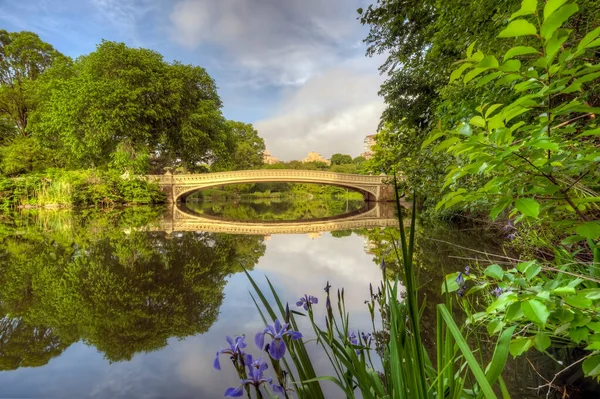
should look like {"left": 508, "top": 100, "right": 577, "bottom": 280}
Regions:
{"left": 169, "top": 0, "right": 365, "bottom": 87}
{"left": 254, "top": 66, "right": 385, "bottom": 160}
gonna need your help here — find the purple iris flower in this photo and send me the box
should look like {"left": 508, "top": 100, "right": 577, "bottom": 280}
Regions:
{"left": 348, "top": 331, "right": 358, "bottom": 346}
{"left": 491, "top": 287, "right": 504, "bottom": 297}
{"left": 255, "top": 319, "right": 303, "bottom": 360}
{"left": 348, "top": 331, "right": 361, "bottom": 354}
{"left": 464, "top": 266, "right": 470, "bottom": 276}
{"left": 361, "top": 332, "right": 373, "bottom": 347}
{"left": 324, "top": 281, "right": 331, "bottom": 294}
{"left": 296, "top": 294, "right": 318, "bottom": 311}
{"left": 456, "top": 272, "right": 465, "bottom": 287}
{"left": 214, "top": 335, "right": 247, "bottom": 370}
{"left": 224, "top": 355, "right": 285, "bottom": 397}
{"left": 326, "top": 296, "right": 332, "bottom": 312}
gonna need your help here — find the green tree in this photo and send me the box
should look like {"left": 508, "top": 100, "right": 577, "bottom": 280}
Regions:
{"left": 0, "top": 30, "right": 66, "bottom": 138}
{"left": 330, "top": 153, "right": 353, "bottom": 165}
{"left": 31, "top": 41, "right": 229, "bottom": 171}
{"left": 216, "top": 121, "right": 265, "bottom": 171}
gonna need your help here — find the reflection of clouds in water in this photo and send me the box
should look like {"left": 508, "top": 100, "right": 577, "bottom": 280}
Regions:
{"left": 0, "top": 232, "right": 387, "bottom": 398}
{"left": 175, "top": 232, "right": 384, "bottom": 398}
{"left": 258, "top": 233, "right": 383, "bottom": 313}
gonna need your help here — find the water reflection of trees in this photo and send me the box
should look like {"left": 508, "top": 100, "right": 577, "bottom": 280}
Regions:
{"left": 187, "top": 198, "right": 365, "bottom": 222}
{"left": 0, "top": 209, "right": 266, "bottom": 368}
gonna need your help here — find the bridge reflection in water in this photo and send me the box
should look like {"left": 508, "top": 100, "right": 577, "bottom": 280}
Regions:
{"left": 154, "top": 201, "right": 400, "bottom": 235}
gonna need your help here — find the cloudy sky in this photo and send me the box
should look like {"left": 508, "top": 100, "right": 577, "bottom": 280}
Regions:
{"left": 1, "top": 0, "right": 386, "bottom": 161}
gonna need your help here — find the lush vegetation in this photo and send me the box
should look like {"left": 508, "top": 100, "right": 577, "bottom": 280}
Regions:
{"left": 361, "top": 0, "right": 600, "bottom": 391}
{"left": 0, "top": 32, "right": 265, "bottom": 207}
{"left": 0, "top": 208, "right": 265, "bottom": 368}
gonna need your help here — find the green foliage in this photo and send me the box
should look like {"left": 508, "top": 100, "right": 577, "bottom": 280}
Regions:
{"left": 0, "top": 169, "right": 165, "bottom": 208}
{"left": 0, "top": 209, "right": 266, "bottom": 366}
{"left": 30, "top": 40, "right": 230, "bottom": 171}
{"left": 330, "top": 153, "right": 353, "bottom": 165}
{"left": 0, "top": 30, "right": 66, "bottom": 137}
{"left": 213, "top": 121, "right": 265, "bottom": 171}
{"left": 432, "top": 0, "right": 600, "bottom": 382}
{"left": 429, "top": 0, "right": 599, "bottom": 246}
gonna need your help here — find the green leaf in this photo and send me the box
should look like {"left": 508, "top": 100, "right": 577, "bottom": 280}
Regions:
{"left": 470, "top": 116, "right": 486, "bottom": 128}
{"left": 490, "top": 196, "right": 513, "bottom": 220}
{"left": 500, "top": 59, "right": 521, "bottom": 72}
{"left": 564, "top": 295, "right": 592, "bottom": 309}
{"left": 525, "top": 264, "right": 542, "bottom": 280}
{"left": 510, "top": 0, "right": 537, "bottom": 20}
{"left": 534, "top": 332, "right": 551, "bottom": 351}
{"left": 575, "top": 222, "right": 600, "bottom": 240}
{"left": 450, "top": 63, "right": 473, "bottom": 83}
{"left": 506, "top": 302, "right": 524, "bottom": 321}
{"left": 442, "top": 272, "right": 460, "bottom": 293}
{"left": 517, "top": 260, "right": 536, "bottom": 273}
{"left": 522, "top": 299, "right": 550, "bottom": 326}
{"left": 484, "top": 264, "right": 505, "bottom": 280}
{"left": 583, "top": 355, "right": 600, "bottom": 378}
{"left": 498, "top": 20, "right": 538, "bottom": 38}
{"left": 477, "top": 55, "right": 499, "bottom": 68}
{"left": 466, "top": 41, "right": 477, "bottom": 58}
{"left": 552, "top": 286, "right": 576, "bottom": 295}
{"left": 578, "top": 27, "right": 600, "bottom": 52}
{"left": 433, "top": 136, "right": 460, "bottom": 153}
{"left": 464, "top": 67, "right": 490, "bottom": 84}
{"left": 530, "top": 138, "right": 559, "bottom": 151}
{"left": 515, "top": 198, "right": 540, "bottom": 218}
{"left": 569, "top": 327, "right": 589, "bottom": 343}
{"left": 543, "top": 0, "right": 567, "bottom": 20}
{"left": 541, "top": 4, "right": 578, "bottom": 39}
{"left": 422, "top": 131, "right": 445, "bottom": 148}
{"left": 509, "top": 337, "right": 533, "bottom": 357}
{"left": 476, "top": 71, "right": 503, "bottom": 87}
{"left": 504, "top": 46, "right": 539, "bottom": 61}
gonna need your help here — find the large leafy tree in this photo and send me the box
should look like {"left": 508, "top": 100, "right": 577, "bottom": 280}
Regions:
{"left": 31, "top": 41, "right": 230, "bottom": 171}
{"left": 214, "top": 121, "right": 265, "bottom": 171}
{"left": 0, "top": 30, "right": 66, "bottom": 138}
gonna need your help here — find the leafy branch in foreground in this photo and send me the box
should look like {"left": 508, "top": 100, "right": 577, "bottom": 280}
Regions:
{"left": 427, "top": 0, "right": 600, "bottom": 384}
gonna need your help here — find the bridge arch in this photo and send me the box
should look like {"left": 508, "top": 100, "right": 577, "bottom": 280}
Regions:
{"left": 148, "top": 170, "right": 393, "bottom": 203}
{"left": 176, "top": 180, "right": 376, "bottom": 202}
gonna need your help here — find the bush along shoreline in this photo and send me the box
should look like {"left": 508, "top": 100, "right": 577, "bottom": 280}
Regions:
{"left": 0, "top": 169, "right": 166, "bottom": 210}
{"left": 424, "top": 0, "right": 600, "bottom": 389}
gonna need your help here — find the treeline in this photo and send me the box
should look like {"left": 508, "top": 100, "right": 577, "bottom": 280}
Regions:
{"left": 264, "top": 154, "right": 369, "bottom": 174}
{"left": 0, "top": 31, "right": 265, "bottom": 206}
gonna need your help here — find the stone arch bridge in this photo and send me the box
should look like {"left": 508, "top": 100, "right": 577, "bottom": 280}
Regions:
{"left": 151, "top": 201, "right": 400, "bottom": 235}
{"left": 147, "top": 170, "right": 394, "bottom": 203}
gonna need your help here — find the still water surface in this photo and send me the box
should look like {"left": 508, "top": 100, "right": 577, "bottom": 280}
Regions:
{"left": 0, "top": 199, "right": 537, "bottom": 398}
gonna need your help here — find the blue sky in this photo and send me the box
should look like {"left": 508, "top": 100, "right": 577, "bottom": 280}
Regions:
{"left": 1, "top": 0, "right": 385, "bottom": 160}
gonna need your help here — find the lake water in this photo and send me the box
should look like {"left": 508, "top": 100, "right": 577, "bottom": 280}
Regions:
{"left": 0, "top": 198, "right": 539, "bottom": 398}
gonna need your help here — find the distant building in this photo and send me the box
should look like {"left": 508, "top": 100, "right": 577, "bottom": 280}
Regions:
{"left": 302, "top": 152, "right": 331, "bottom": 165}
{"left": 362, "top": 134, "right": 377, "bottom": 159}
{"left": 307, "top": 232, "right": 323, "bottom": 240}
{"left": 263, "top": 150, "right": 280, "bottom": 165}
